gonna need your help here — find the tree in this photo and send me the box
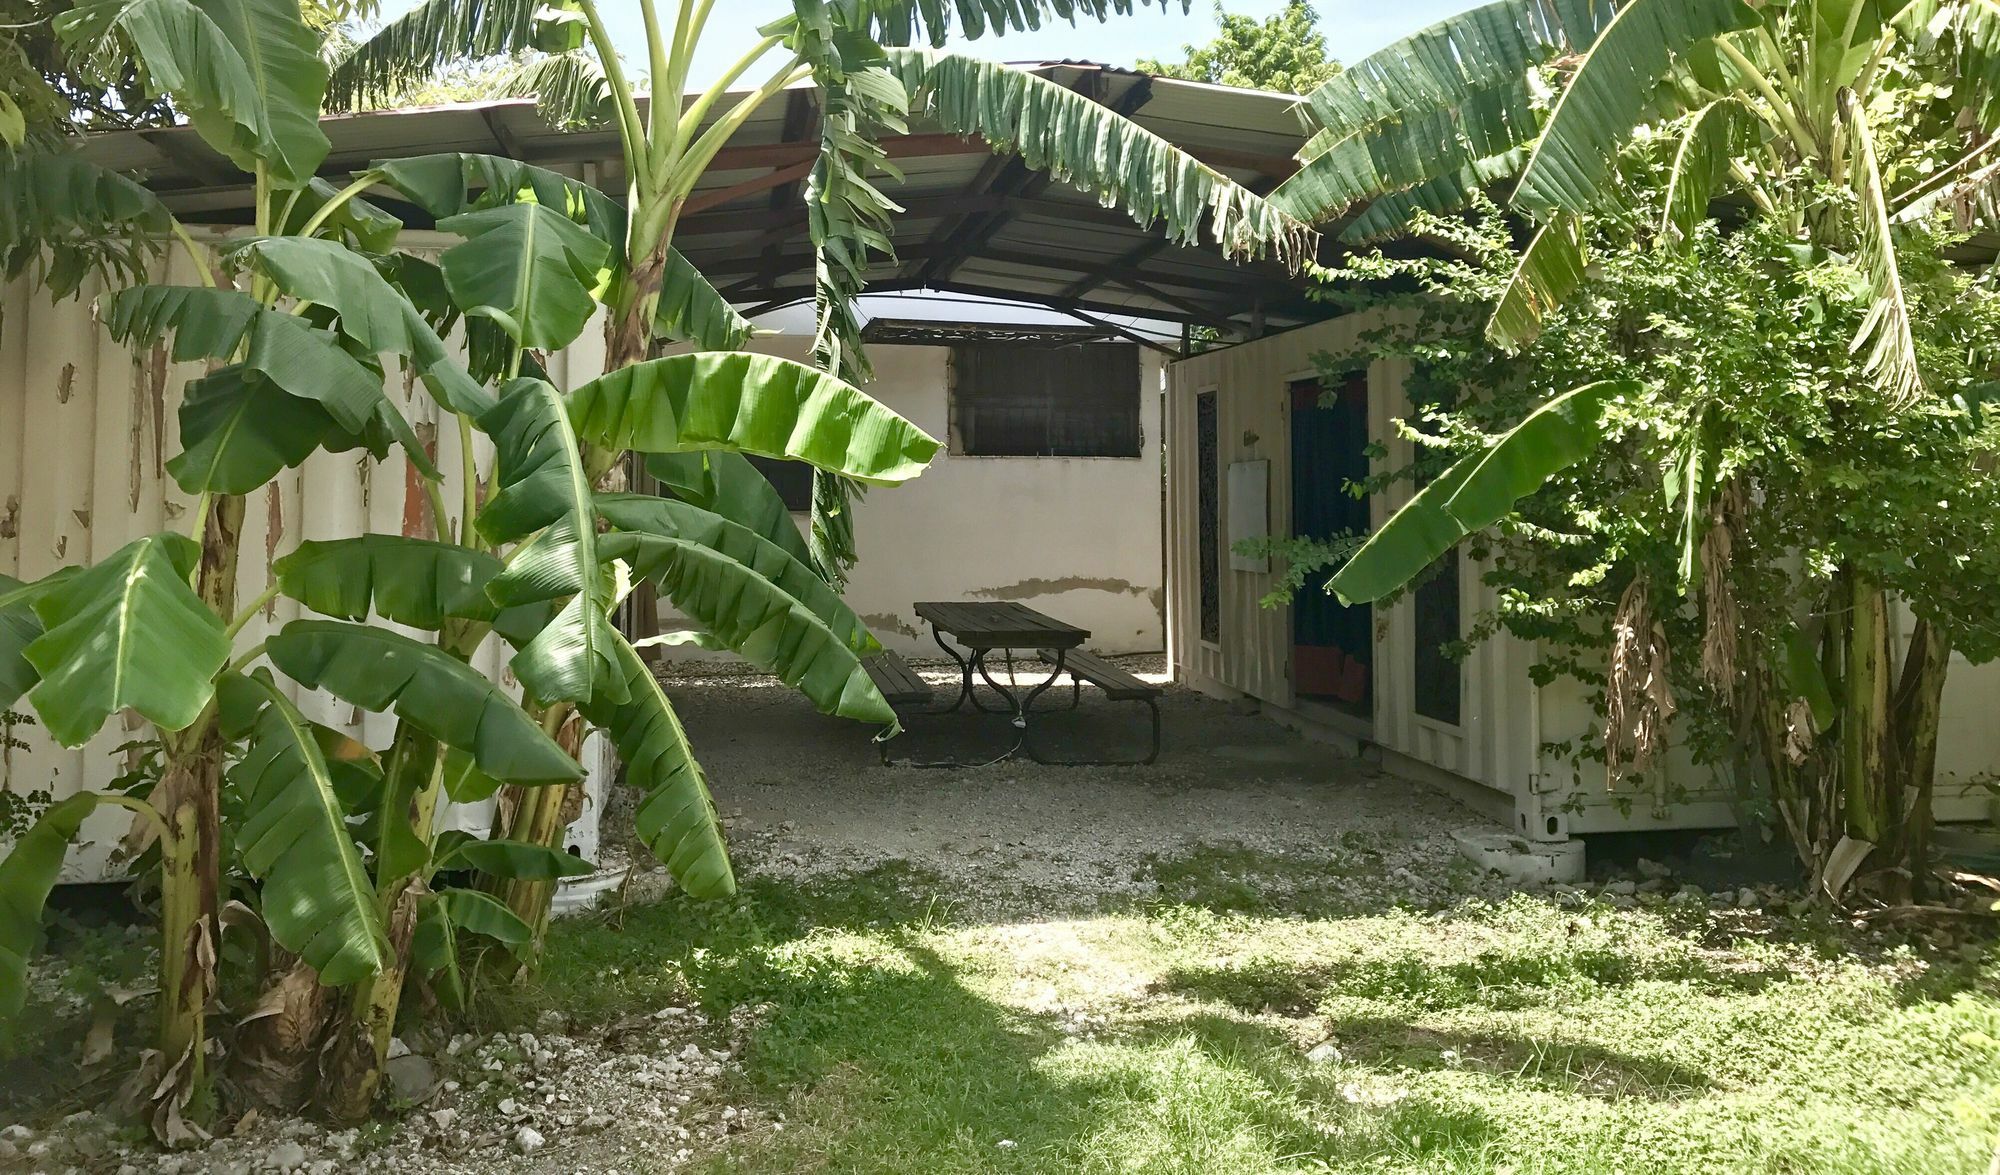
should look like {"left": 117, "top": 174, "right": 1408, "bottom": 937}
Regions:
{"left": 1137, "top": 0, "right": 1339, "bottom": 94}
{"left": 1267, "top": 0, "right": 2000, "bottom": 902}
{"left": 0, "top": 0, "right": 1311, "bottom": 1142}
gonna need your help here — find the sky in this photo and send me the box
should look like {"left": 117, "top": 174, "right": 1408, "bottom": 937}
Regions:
{"left": 373, "top": 0, "right": 1473, "bottom": 88}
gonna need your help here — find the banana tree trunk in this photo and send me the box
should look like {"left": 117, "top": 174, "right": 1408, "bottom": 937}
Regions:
{"left": 1887, "top": 618, "right": 1950, "bottom": 901}
{"left": 153, "top": 492, "right": 246, "bottom": 1139}
{"left": 492, "top": 714, "right": 586, "bottom": 969}
{"left": 1842, "top": 570, "right": 1891, "bottom": 850}
{"left": 320, "top": 729, "right": 444, "bottom": 1122}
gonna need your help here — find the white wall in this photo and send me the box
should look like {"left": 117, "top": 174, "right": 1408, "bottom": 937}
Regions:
{"left": 653, "top": 333, "right": 1168, "bottom": 658}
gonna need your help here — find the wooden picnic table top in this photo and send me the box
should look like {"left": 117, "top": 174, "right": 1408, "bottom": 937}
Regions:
{"left": 913, "top": 601, "right": 1090, "bottom": 650}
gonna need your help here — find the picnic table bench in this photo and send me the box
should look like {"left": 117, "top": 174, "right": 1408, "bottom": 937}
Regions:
{"left": 867, "top": 601, "right": 1161, "bottom": 767}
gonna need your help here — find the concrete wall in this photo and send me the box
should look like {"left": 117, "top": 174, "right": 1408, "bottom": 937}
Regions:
{"left": 653, "top": 333, "right": 1168, "bottom": 658}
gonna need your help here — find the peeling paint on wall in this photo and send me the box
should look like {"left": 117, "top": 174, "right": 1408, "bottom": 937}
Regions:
{"left": 969, "top": 576, "right": 1166, "bottom": 614}
{"left": 264, "top": 485, "right": 284, "bottom": 619}
{"left": 56, "top": 362, "right": 75, "bottom": 404}
{"left": 859, "top": 612, "right": 921, "bottom": 640}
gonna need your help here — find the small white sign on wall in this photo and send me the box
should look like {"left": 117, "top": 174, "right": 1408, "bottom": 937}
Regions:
{"left": 1226, "top": 459, "right": 1269, "bottom": 572}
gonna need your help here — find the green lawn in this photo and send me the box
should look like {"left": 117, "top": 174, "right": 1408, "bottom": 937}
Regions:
{"left": 514, "top": 850, "right": 2000, "bottom": 1175}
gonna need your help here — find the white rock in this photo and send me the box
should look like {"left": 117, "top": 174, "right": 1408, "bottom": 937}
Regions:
{"left": 996, "top": 1139, "right": 1017, "bottom": 1149}
{"left": 0, "top": 1125, "right": 30, "bottom": 1143}
{"left": 1305, "top": 1042, "right": 1341, "bottom": 1064}
{"left": 498, "top": 1098, "right": 519, "bottom": 1117}
{"left": 386, "top": 1037, "right": 411, "bottom": 1060}
{"left": 1737, "top": 888, "right": 1760, "bottom": 908}
{"left": 1636, "top": 857, "right": 1671, "bottom": 880}
{"left": 264, "top": 1139, "right": 307, "bottom": 1172}
{"left": 428, "top": 1109, "right": 457, "bottom": 1131}
{"left": 515, "top": 1126, "right": 546, "bottom": 1155}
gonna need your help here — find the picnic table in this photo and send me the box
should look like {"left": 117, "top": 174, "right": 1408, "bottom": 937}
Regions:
{"left": 916, "top": 600, "right": 1087, "bottom": 724}
{"left": 860, "top": 601, "right": 1161, "bottom": 767}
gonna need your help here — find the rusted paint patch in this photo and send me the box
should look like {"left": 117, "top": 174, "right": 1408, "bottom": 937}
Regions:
{"left": 149, "top": 343, "right": 169, "bottom": 483}
{"left": 403, "top": 421, "right": 439, "bottom": 538}
{"left": 264, "top": 485, "right": 284, "bottom": 620}
{"left": 56, "top": 362, "right": 75, "bottom": 404}
{"left": 129, "top": 356, "right": 146, "bottom": 512}
{"left": 0, "top": 495, "right": 16, "bottom": 540}
{"left": 859, "top": 612, "right": 921, "bottom": 640}
{"left": 72, "top": 509, "right": 90, "bottom": 531}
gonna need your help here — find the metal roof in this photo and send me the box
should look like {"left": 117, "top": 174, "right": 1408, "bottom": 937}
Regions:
{"left": 79, "top": 62, "right": 1331, "bottom": 336}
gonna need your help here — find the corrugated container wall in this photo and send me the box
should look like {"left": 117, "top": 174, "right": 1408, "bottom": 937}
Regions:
{"left": 1166, "top": 315, "right": 1999, "bottom": 838}
{"left": 1, "top": 232, "right": 613, "bottom": 881}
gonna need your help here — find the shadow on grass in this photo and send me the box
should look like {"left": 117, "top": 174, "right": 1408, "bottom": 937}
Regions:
{"left": 521, "top": 869, "right": 1518, "bottom": 1172}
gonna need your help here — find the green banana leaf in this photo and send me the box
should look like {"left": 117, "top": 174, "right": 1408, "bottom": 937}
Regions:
{"left": 439, "top": 838, "right": 591, "bottom": 880}
{"left": 1485, "top": 215, "right": 1587, "bottom": 353}
{"left": 599, "top": 530, "right": 897, "bottom": 727}
{"left": 0, "top": 792, "right": 104, "bottom": 1018}
{"left": 229, "top": 673, "right": 389, "bottom": 987}
{"left": 1273, "top": 76, "right": 1542, "bottom": 225}
{"left": 25, "top": 534, "right": 229, "bottom": 746}
{"left": 577, "top": 635, "right": 734, "bottom": 899}
{"left": 279, "top": 177, "right": 402, "bottom": 252}
{"left": 370, "top": 152, "right": 624, "bottom": 251}
{"left": 1662, "top": 98, "right": 1755, "bottom": 245}
{"left": 437, "top": 886, "right": 532, "bottom": 944}
{"left": 370, "top": 154, "right": 756, "bottom": 348}
{"left": 55, "top": 0, "right": 329, "bottom": 183}
{"left": 568, "top": 353, "right": 939, "bottom": 484}
{"left": 436, "top": 202, "right": 610, "bottom": 351}
{"left": 411, "top": 892, "right": 466, "bottom": 1010}
{"left": 0, "top": 152, "right": 170, "bottom": 301}
{"left": 1328, "top": 381, "right": 1631, "bottom": 606}
{"left": 166, "top": 367, "right": 350, "bottom": 495}
{"left": 478, "top": 379, "right": 626, "bottom": 707}
{"left": 1512, "top": 0, "right": 1762, "bottom": 215}
{"left": 265, "top": 619, "right": 581, "bottom": 784}
{"left": 596, "top": 493, "right": 878, "bottom": 655}
{"left": 654, "top": 250, "right": 756, "bottom": 352}
{"left": 105, "top": 286, "right": 434, "bottom": 476}
{"left": 0, "top": 569, "right": 78, "bottom": 710}
{"left": 646, "top": 451, "right": 817, "bottom": 573}
{"left": 438, "top": 748, "right": 502, "bottom": 804}
{"left": 234, "top": 237, "right": 491, "bottom": 417}
{"left": 889, "top": 48, "right": 1313, "bottom": 265}
{"left": 273, "top": 536, "right": 506, "bottom": 630}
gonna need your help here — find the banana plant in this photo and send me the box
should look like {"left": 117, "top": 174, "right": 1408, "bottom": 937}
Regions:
{"left": 1280, "top": 0, "right": 2000, "bottom": 898}
{"left": 4, "top": 0, "right": 1315, "bottom": 1142}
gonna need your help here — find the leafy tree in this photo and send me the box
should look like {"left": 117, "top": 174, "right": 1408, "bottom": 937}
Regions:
{"left": 1137, "top": 0, "right": 1339, "bottom": 93}
{"left": 0, "top": 0, "right": 1311, "bottom": 1142}
{"left": 1266, "top": 0, "right": 2000, "bottom": 901}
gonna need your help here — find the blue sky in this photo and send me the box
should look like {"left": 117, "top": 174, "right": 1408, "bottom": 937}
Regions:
{"left": 375, "top": 1, "right": 1472, "bottom": 88}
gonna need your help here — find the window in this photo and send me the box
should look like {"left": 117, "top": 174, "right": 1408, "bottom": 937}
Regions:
{"left": 1196, "top": 390, "right": 1220, "bottom": 644}
{"left": 950, "top": 342, "right": 1141, "bottom": 457}
{"left": 1413, "top": 550, "right": 1462, "bottom": 725}
{"left": 745, "top": 455, "right": 814, "bottom": 513}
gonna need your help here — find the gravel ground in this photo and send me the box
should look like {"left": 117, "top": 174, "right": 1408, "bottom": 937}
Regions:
{"left": 657, "top": 655, "right": 1485, "bottom": 914}
{"left": 5, "top": 659, "right": 1496, "bottom": 1174}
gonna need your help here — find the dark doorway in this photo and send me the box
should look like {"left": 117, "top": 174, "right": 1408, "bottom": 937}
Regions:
{"left": 1289, "top": 376, "right": 1371, "bottom": 714}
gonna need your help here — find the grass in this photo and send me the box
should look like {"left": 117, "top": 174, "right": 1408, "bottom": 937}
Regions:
{"left": 506, "top": 848, "right": 2000, "bottom": 1175}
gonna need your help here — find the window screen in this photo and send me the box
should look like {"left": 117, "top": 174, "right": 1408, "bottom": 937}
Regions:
{"left": 745, "top": 455, "right": 814, "bottom": 513}
{"left": 950, "top": 342, "right": 1141, "bottom": 457}
{"left": 1197, "top": 390, "right": 1220, "bottom": 644}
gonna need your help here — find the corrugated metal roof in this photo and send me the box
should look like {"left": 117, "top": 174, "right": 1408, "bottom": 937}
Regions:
{"left": 79, "top": 62, "right": 1332, "bottom": 335}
